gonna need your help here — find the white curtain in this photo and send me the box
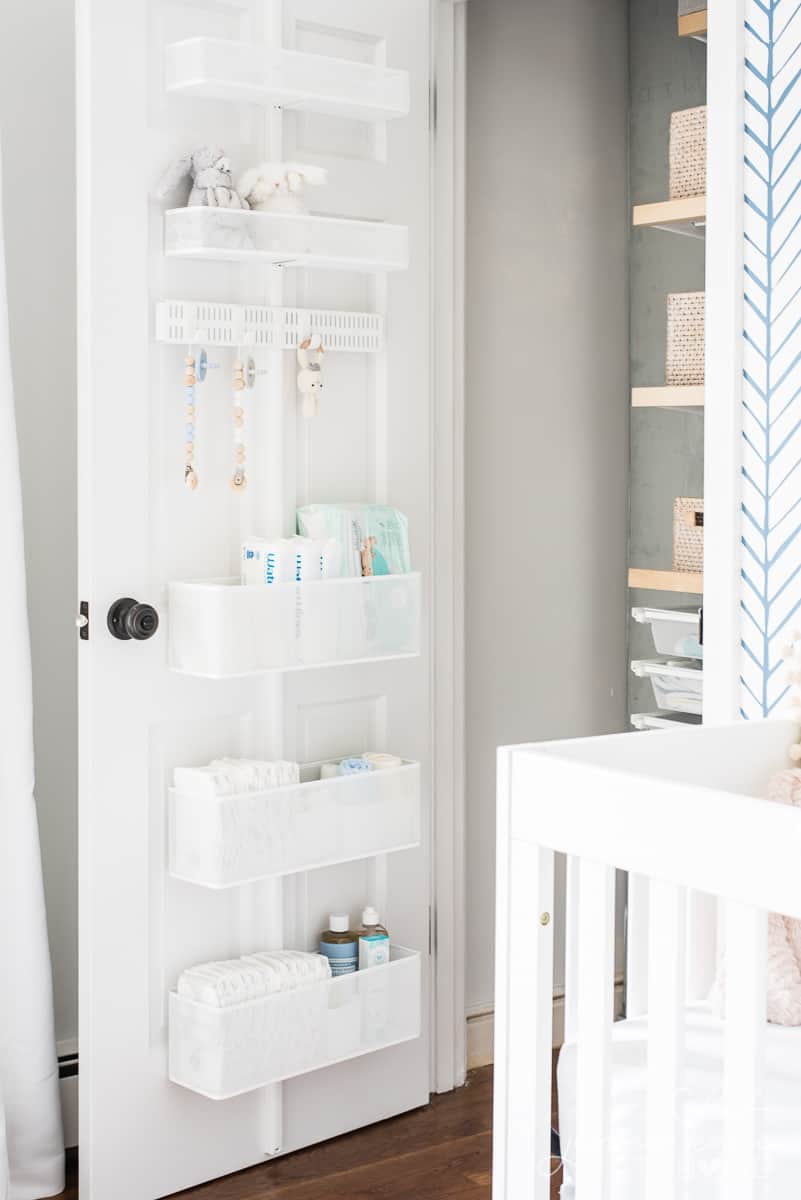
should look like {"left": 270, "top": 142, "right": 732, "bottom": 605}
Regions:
{"left": 0, "top": 143, "right": 64, "bottom": 1199}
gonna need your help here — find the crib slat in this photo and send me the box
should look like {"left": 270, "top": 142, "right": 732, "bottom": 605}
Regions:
{"left": 685, "top": 889, "right": 718, "bottom": 1003}
{"left": 564, "top": 855, "right": 579, "bottom": 1043}
{"left": 626, "top": 873, "right": 649, "bottom": 1018}
{"left": 575, "top": 859, "right": 615, "bottom": 1200}
{"left": 721, "top": 902, "right": 766, "bottom": 1200}
{"left": 645, "top": 880, "right": 686, "bottom": 1199}
{"left": 493, "top": 825, "right": 555, "bottom": 1199}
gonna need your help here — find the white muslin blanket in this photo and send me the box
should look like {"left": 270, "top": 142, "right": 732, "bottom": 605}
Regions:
{"left": 0, "top": 141, "right": 64, "bottom": 1199}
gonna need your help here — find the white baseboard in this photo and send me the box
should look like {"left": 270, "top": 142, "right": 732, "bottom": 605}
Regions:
{"left": 466, "top": 982, "right": 624, "bottom": 1071}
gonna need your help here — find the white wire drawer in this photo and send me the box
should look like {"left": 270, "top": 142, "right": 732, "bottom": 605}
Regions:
{"left": 630, "top": 711, "right": 702, "bottom": 731}
{"left": 631, "top": 657, "right": 703, "bottom": 716}
{"left": 169, "top": 759, "right": 421, "bottom": 887}
{"left": 168, "top": 946, "right": 422, "bottom": 1099}
{"left": 168, "top": 574, "right": 421, "bottom": 678}
{"left": 165, "top": 207, "right": 409, "bottom": 273}
{"left": 165, "top": 38, "right": 410, "bottom": 122}
{"left": 632, "top": 605, "right": 703, "bottom": 659}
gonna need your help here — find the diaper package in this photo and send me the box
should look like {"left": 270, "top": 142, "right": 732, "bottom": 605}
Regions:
{"left": 296, "top": 504, "right": 411, "bottom": 579}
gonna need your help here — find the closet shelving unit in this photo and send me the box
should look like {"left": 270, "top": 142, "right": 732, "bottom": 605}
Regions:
{"left": 161, "top": 35, "right": 423, "bottom": 1105}
{"left": 628, "top": 567, "right": 703, "bottom": 595}
{"left": 632, "top": 385, "right": 704, "bottom": 409}
{"left": 630, "top": 5, "right": 706, "bottom": 733}
{"left": 678, "top": 9, "right": 708, "bottom": 41}
{"left": 632, "top": 196, "right": 706, "bottom": 238}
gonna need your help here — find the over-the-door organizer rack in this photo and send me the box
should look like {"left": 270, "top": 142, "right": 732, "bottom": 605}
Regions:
{"left": 162, "top": 35, "right": 422, "bottom": 1100}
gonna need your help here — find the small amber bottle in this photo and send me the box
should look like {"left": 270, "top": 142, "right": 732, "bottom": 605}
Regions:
{"left": 319, "top": 913, "right": 358, "bottom": 976}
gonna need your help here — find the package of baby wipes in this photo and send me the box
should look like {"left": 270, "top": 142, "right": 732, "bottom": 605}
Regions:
{"left": 296, "top": 504, "right": 411, "bottom": 579}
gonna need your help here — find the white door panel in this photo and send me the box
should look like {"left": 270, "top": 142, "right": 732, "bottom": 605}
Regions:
{"left": 78, "top": 0, "right": 432, "bottom": 1195}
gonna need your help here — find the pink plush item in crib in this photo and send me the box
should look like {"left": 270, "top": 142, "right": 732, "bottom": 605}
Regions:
{"left": 711, "top": 769, "right": 801, "bottom": 1025}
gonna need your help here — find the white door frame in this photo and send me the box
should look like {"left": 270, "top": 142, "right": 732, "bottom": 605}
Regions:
{"left": 431, "top": 0, "right": 468, "bottom": 1093}
{"left": 703, "top": 0, "right": 745, "bottom": 724}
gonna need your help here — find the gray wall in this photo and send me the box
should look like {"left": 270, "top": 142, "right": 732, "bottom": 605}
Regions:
{"left": 465, "top": 0, "right": 630, "bottom": 1015}
{"left": 0, "top": 5, "right": 77, "bottom": 1047}
{"left": 629, "top": 0, "right": 706, "bottom": 711}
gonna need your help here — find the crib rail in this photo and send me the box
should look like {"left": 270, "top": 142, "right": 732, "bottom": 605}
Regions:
{"left": 492, "top": 720, "right": 801, "bottom": 1200}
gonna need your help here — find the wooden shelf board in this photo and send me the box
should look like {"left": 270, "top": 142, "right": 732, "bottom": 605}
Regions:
{"left": 678, "top": 10, "right": 707, "bottom": 39}
{"left": 629, "top": 568, "right": 703, "bottom": 595}
{"left": 632, "top": 196, "right": 706, "bottom": 238}
{"left": 632, "top": 385, "right": 704, "bottom": 409}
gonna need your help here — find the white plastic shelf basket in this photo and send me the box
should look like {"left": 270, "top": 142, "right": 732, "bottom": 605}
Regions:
{"left": 165, "top": 207, "right": 409, "bottom": 273}
{"left": 165, "top": 38, "right": 410, "bottom": 122}
{"left": 169, "top": 759, "right": 421, "bottom": 887}
{"left": 168, "top": 574, "right": 422, "bottom": 678}
{"left": 155, "top": 300, "right": 383, "bottom": 353}
{"left": 631, "top": 657, "right": 703, "bottom": 716}
{"left": 169, "top": 946, "right": 421, "bottom": 1099}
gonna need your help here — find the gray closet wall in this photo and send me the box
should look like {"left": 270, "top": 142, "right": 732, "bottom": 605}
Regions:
{"left": 465, "top": 0, "right": 630, "bottom": 1018}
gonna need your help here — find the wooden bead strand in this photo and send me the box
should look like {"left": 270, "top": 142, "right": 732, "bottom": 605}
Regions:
{"left": 184, "top": 351, "right": 198, "bottom": 490}
{"left": 230, "top": 354, "right": 247, "bottom": 491}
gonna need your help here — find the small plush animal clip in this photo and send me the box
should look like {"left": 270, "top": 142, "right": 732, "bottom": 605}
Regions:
{"left": 157, "top": 146, "right": 249, "bottom": 209}
{"left": 297, "top": 336, "right": 324, "bottom": 419}
{"left": 237, "top": 162, "right": 328, "bottom": 214}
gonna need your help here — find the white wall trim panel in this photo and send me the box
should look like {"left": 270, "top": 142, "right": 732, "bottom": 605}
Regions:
{"left": 738, "top": 0, "right": 801, "bottom": 719}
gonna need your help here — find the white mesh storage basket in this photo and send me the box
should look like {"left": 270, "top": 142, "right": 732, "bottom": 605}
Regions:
{"left": 169, "top": 759, "right": 422, "bottom": 887}
{"left": 669, "top": 105, "right": 707, "bottom": 200}
{"left": 168, "top": 574, "right": 421, "bottom": 678}
{"left": 666, "top": 292, "right": 705, "bottom": 386}
{"left": 169, "top": 946, "right": 422, "bottom": 1098}
{"left": 673, "top": 497, "right": 704, "bottom": 572}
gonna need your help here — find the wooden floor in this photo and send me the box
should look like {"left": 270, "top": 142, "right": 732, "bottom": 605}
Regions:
{"left": 60, "top": 1065, "right": 562, "bottom": 1198}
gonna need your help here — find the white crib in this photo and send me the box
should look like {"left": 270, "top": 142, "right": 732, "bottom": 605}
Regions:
{"left": 492, "top": 719, "right": 801, "bottom": 1200}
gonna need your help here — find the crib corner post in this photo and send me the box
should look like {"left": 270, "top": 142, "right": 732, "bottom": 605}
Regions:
{"left": 493, "top": 747, "right": 555, "bottom": 1200}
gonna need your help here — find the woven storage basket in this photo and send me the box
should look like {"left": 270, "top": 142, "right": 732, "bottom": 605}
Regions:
{"left": 666, "top": 292, "right": 705, "bottom": 386}
{"left": 673, "top": 497, "right": 704, "bottom": 573}
{"left": 670, "top": 105, "right": 707, "bottom": 199}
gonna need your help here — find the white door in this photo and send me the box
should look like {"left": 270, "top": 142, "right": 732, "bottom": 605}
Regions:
{"left": 77, "top": 1, "right": 433, "bottom": 1196}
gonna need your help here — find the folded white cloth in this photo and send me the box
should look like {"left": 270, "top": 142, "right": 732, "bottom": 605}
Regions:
{"left": 173, "top": 757, "right": 300, "bottom": 798}
{"left": 177, "top": 949, "right": 331, "bottom": 1008}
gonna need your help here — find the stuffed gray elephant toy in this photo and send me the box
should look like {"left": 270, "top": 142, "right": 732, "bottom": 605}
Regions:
{"left": 157, "top": 145, "right": 249, "bottom": 209}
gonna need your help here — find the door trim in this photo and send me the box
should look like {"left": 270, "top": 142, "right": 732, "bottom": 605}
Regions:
{"left": 431, "top": 0, "right": 467, "bottom": 1093}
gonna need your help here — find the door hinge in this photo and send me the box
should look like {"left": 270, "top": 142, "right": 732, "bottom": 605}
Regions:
{"left": 429, "top": 80, "right": 437, "bottom": 133}
{"left": 76, "top": 601, "right": 89, "bottom": 640}
{"left": 428, "top": 905, "right": 434, "bottom": 956}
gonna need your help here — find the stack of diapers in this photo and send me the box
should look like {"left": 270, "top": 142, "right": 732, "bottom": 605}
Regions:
{"left": 711, "top": 768, "right": 801, "bottom": 1025}
{"left": 173, "top": 757, "right": 300, "bottom": 797}
{"left": 297, "top": 503, "right": 411, "bottom": 579}
{"left": 177, "top": 949, "right": 331, "bottom": 1007}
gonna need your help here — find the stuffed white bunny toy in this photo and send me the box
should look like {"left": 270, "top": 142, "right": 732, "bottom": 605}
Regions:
{"left": 157, "top": 145, "right": 249, "bottom": 209}
{"left": 238, "top": 162, "right": 328, "bottom": 214}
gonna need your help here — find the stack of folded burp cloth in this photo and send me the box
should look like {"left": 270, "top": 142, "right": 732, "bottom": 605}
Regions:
{"left": 178, "top": 949, "right": 331, "bottom": 1008}
{"left": 173, "top": 757, "right": 300, "bottom": 797}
